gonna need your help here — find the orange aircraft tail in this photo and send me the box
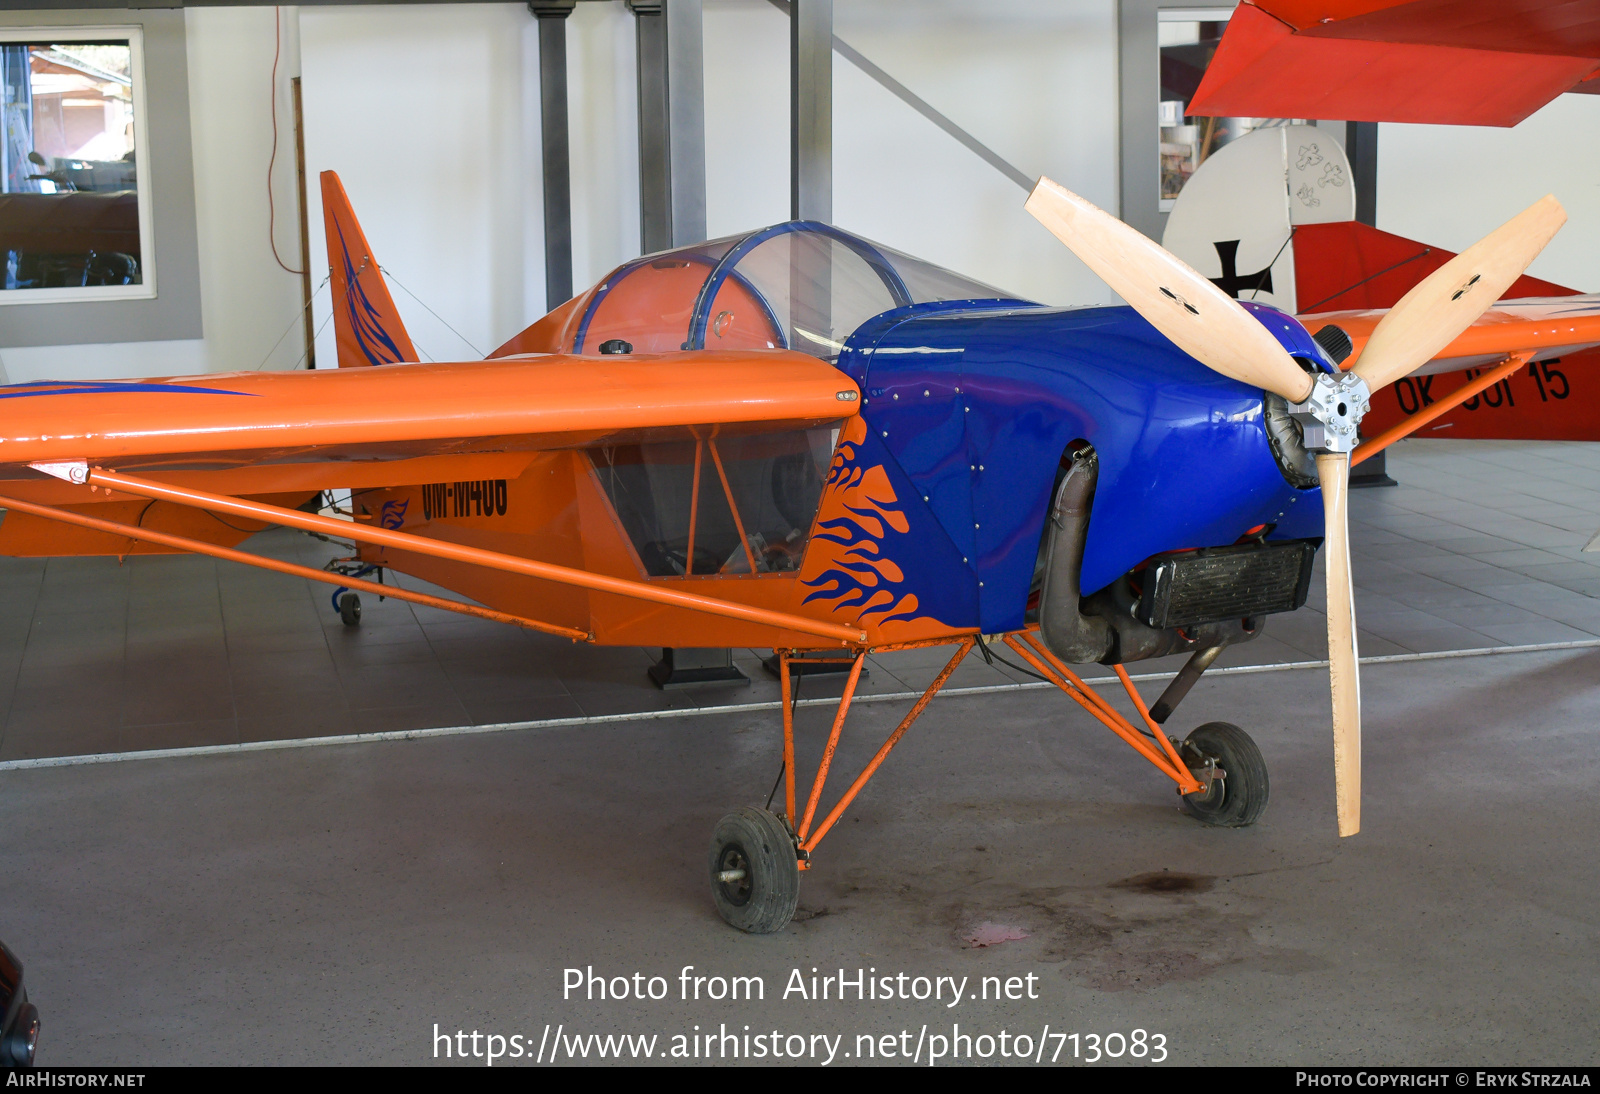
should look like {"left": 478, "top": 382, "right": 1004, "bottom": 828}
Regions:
{"left": 321, "top": 171, "right": 419, "bottom": 367}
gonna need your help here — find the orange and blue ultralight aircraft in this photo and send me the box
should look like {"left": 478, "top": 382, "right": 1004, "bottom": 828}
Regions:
{"left": 0, "top": 172, "right": 1595, "bottom": 932}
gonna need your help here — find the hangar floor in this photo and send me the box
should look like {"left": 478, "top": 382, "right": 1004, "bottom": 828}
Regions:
{"left": 0, "top": 439, "right": 1597, "bottom": 1065}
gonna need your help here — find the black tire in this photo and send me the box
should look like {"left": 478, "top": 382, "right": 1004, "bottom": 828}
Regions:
{"left": 708, "top": 807, "right": 800, "bottom": 933}
{"left": 339, "top": 592, "right": 362, "bottom": 627}
{"left": 1180, "top": 721, "right": 1269, "bottom": 827}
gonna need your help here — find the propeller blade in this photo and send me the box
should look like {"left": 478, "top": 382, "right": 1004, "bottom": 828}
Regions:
{"left": 1315, "top": 451, "right": 1362, "bottom": 837}
{"left": 1025, "top": 177, "right": 1314, "bottom": 403}
{"left": 1352, "top": 195, "right": 1566, "bottom": 393}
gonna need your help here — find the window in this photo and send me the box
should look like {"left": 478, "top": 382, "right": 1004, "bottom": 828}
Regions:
{"left": 594, "top": 425, "right": 839, "bottom": 578}
{"left": 0, "top": 26, "right": 151, "bottom": 303}
{"left": 1158, "top": 8, "right": 1302, "bottom": 211}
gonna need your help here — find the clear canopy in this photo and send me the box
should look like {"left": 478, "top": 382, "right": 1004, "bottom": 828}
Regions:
{"left": 571, "top": 222, "right": 1020, "bottom": 361}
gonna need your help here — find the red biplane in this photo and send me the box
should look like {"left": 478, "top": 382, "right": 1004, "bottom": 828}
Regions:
{"left": 0, "top": 172, "right": 1594, "bottom": 932}
{"left": 1187, "top": 0, "right": 1600, "bottom": 127}
{"left": 1160, "top": 122, "right": 1600, "bottom": 455}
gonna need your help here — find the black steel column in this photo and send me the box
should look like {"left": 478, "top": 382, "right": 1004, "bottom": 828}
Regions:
{"left": 629, "top": 0, "right": 705, "bottom": 252}
{"left": 1343, "top": 120, "right": 1394, "bottom": 487}
{"left": 531, "top": 1, "right": 575, "bottom": 307}
{"left": 628, "top": 2, "right": 672, "bottom": 252}
{"left": 664, "top": 0, "right": 706, "bottom": 245}
{"left": 1347, "top": 120, "right": 1377, "bottom": 228}
{"left": 789, "top": 0, "right": 830, "bottom": 223}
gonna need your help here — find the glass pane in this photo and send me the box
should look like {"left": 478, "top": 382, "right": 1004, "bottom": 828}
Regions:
{"left": 871, "top": 240, "right": 1019, "bottom": 304}
{"left": 593, "top": 425, "right": 838, "bottom": 578}
{"left": 1158, "top": 15, "right": 1301, "bottom": 208}
{"left": 724, "top": 231, "right": 901, "bottom": 361}
{"left": 577, "top": 240, "right": 737, "bottom": 353}
{"left": 0, "top": 38, "right": 141, "bottom": 291}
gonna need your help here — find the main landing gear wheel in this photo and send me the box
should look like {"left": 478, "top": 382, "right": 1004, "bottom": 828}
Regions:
{"left": 1179, "top": 721, "right": 1269, "bottom": 827}
{"left": 708, "top": 807, "right": 800, "bottom": 934}
{"left": 338, "top": 592, "right": 362, "bottom": 627}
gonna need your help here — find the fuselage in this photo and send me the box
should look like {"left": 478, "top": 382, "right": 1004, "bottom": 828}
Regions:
{"left": 0, "top": 220, "right": 1334, "bottom": 655}
{"left": 836, "top": 298, "right": 1329, "bottom": 635}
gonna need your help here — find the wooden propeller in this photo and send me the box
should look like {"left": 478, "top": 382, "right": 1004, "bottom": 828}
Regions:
{"left": 1316, "top": 452, "right": 1362, "bottom": 836}
{"left": 1024, "top": 177, "right": 1314, "bottom": 403}
{"left": 1352, "top": 196, "right": 1566, "bottom": 393}
{"left": 1025, "top": 178, "right": 1567, "bottom": 840}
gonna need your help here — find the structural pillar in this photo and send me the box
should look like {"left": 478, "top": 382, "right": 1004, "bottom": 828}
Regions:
{"left": 1346, "top": 120, "right": 1377, "bottom": 228}
{"left": 1343, "top": 120, "right": 1394, "bottom": 487}
{"left": 628, "top": 0, "right": 706, "bottom": 252}
{"left": 531, "top": 1, "right": 576, "bottom": 308}
{"left": 629, "top": 1, "right": 731, "bottom": 688}
{"left": 789, "top": 0, "right": 831, "bottom": 223}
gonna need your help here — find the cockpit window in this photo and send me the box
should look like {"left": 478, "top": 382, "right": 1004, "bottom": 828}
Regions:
{"left": 571, "top": 222, "right": 1024, "bottom": 363}
{"left": 711, "top": 230, "right": 904, "bottom": 360}
{"left": 872, "top": 241, "right": 1016, "bottom": 305}
{"left": 594, "top": 424, "right": 839, "bottom": 578}
{"left": 573, "top": 237, "right": 740, "bottom": 355}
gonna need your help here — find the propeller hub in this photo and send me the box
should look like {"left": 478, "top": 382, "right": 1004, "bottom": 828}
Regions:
{"left": 1288, "top": 371, "right": 1371, "bottom": 455}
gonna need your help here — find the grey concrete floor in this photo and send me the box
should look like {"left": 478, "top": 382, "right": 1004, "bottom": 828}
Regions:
{"left": 0, "top": 648, "right": 1595, "bottom": 1065}
{"left": 0, "top": 439, "right": 1596, "bottom": 1065}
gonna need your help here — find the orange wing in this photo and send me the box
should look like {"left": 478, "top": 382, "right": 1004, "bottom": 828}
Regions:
{"left": 0, "top": 352, "right": 857, "bottom": 557}
{"left": 1305, "top": 295, "right": 1600, "bottom": 377}
{"left": 0, "top": 351, "right": 858, "bottom": 478}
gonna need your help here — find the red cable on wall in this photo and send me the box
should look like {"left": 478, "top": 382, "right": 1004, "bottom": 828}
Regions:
{"left": 268, "top": 6, "right": 304, "bottom": 276}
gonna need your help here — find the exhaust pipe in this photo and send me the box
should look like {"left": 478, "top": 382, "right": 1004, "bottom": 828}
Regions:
{"left": 1036, "top": 448, "right": 1113, "bottom": 664}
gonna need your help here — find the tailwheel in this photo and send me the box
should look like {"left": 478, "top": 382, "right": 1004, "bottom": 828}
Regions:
{"left": 708, "top": 807, "right": 800, "bottom": 934}
{"left": 1178, "top": 721, "right": 1269, "bottom": 827}
{"left": 338, "top": 592, "right": 362, "bottom": 627}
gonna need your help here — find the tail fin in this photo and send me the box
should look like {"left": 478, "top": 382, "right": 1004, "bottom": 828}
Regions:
{"left": 321, "top": 170, "right": 419, "bottom": 367}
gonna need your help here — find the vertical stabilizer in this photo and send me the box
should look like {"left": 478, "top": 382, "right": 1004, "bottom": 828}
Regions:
{"left": 321, "top": 171, "right": 419, "bottom": 367}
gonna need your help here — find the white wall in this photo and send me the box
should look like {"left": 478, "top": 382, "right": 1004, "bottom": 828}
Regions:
{"left": 299, "top": 3, "right": 535, "bottom": 365}
{"left": 565, "top": 3, "right": 641, "bottom": 294}
{"left": 0, "top": 6, "right": 308, "bottom": 383}
{"left": 291, "top": 0, "right": 1121, "bottom": 374}
{"left": 830, "top": 0, "right": 1119, "bottom": 306}
{"left": 1378, "top": 94, "right": 1600, "bottom": 292}
{"left": 0, "top": 1, "right": 1118, "bottom": 382}
{"left": 702, "top": 0, "right": 1120, "bottom": 307}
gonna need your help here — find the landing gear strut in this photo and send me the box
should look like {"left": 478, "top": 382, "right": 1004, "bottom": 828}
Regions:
{"left": 707, "top": 629, "right": 1271, "bottom": 933}
{"left": 707, "top": 638, "right": 974, "bottom": 933}
{"left": 999, "top": 630, "right": 1270, "bottom": 829}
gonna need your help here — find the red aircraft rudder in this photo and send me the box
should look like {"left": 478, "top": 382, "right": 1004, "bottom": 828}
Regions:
{"left": 320, "top": 171, "right": 419, "bottom": 367}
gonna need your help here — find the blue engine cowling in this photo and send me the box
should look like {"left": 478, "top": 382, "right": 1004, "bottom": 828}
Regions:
{"left": 835, "top": 298, "right": 1330, "bottom": 637}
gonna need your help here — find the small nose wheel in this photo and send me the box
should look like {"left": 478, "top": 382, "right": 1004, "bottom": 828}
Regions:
{"left": 708, "top": 807, "right": 800, "bottom": 933}
{"left": 1179, "top": 721, "right": 1269, "bottom": 827}
{"left": 338, "top": 592, "right": 362, "bottom": 627}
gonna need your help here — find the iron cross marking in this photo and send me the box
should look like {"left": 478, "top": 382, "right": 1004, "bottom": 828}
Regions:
{"left": 1209, "top": 239, "right": 1274, "bottom": 298}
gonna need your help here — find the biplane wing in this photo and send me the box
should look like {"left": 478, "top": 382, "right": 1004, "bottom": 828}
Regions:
{"left": 1159, "top": 123, "right": 1600, "bottom": 444}
{"left": 1300, "top": 295, "right": 1600, "bottom": 455}
{"left": 1187, "top": 0, "right": 1600, "bottom": 127}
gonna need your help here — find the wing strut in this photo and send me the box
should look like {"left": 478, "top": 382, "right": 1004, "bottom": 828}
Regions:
{"left": 1350, "top": 352, "right": 1532, "bottom": 467}
{"left": 28, "top": 463, "right": 866, "bottom": 645}
{"left": 0, "top": 491, "right": 591, "bottom": 641}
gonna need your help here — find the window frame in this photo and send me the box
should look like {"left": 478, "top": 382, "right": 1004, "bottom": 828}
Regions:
{"left": 0, "top": 7, "right": 198, "bottom": 350}
{"left": 1117, "top": 0, "right": 1241, "bottom": 242}
{"left": 0, "top": 24, "right": 155, "bottom": 306}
